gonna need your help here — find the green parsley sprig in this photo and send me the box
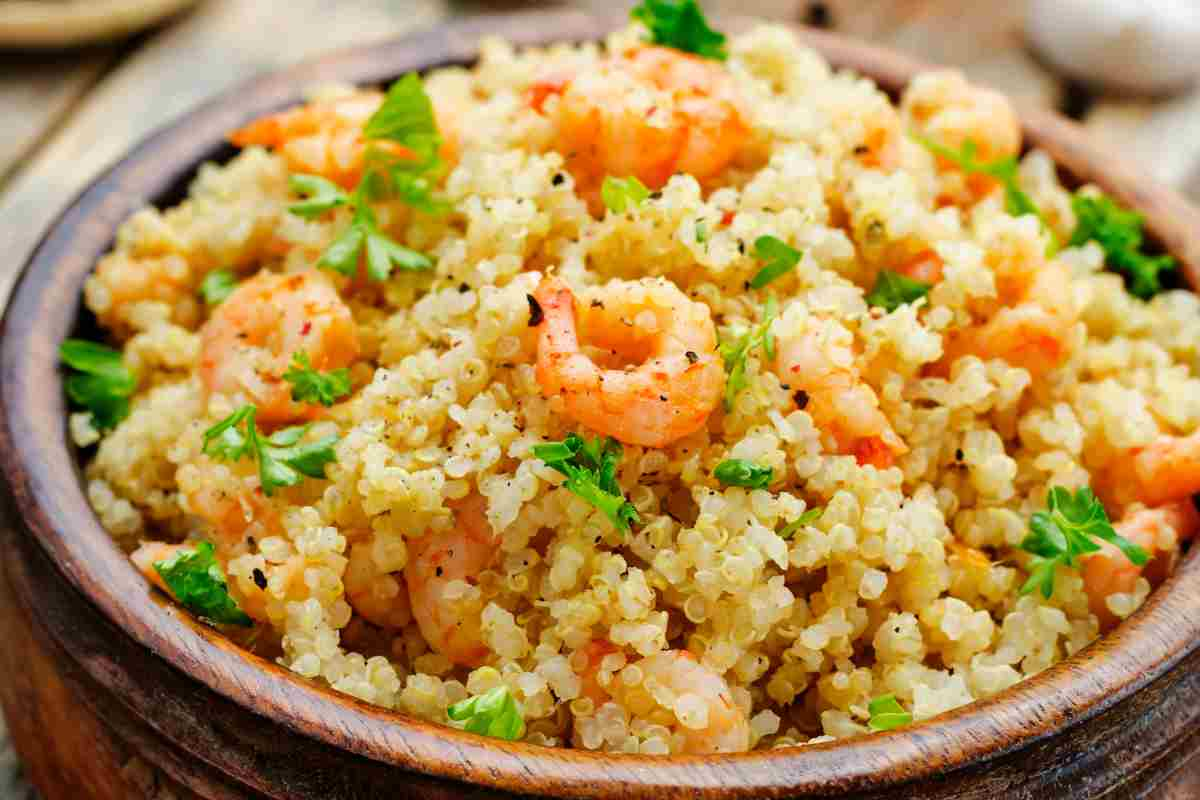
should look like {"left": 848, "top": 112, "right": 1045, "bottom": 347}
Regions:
{"left": 917, "top": 137, "right": 1044, "bottom": 224}
{"left": 750, "top": 235, "right": 801, "bottom": 289}
{"left": 865, "top": 270, "right": 931, "bottom": 313}
{"left": 202, "top": 405, "right": 338, "bottom": 496}
{"left": 1069, "top": 193, "right": 1176, "bottom": 299}
{"left": 631, "top": 0, "right": 727, "bottom": 61}
{"left": 199, "top": 269, "right": 238, "bottom": 306}
{"left": 778, "top": 506, "right": 823, "bottom": 539}
{"left": 287, "top": 74, "right": 443, "bottom": 281}
{"left": 601, "top": 175, "right": 651, "bottom": 214}
{"left": 1018, "top": 486, "right": 1148, "bottom": 599}
{"left": 446, "top": 685, "right": 525, "bottom": 741}
{"left": 713, "top": 459, "right": 773, "bottom": 489}
{"left": 153, "top": 541, "right": 253, "bottom": 627}
{"left": 867, "top": 694, "right": 912, "bottom": 732}
{"left": 59, "top": 339, "right": 137, "bottom": 432}
{"left": 283, "top": 352, "right": 352, "bottom": 407}
{"left": 719, "top": 296, "right": 778, "bottom": 411}
{"left": 532, "top": 433, "right": 640, "bottom": 534}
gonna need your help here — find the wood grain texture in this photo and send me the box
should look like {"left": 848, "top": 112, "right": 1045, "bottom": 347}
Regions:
{"left": 1, "top": 10, "right": 1200, "bottom": 799}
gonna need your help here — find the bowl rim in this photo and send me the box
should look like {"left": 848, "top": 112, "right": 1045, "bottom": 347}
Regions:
{"left": 4, "top": 9, "right": 1200, "bottom": 798}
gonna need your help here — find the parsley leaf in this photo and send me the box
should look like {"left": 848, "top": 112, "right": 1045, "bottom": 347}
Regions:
{"left": 778, "top": 506, "right": 823, "bottom": 539}
{"left": 532, "top": 433, "right": 640, "bottom": 534}
{"left": 750, "top": 235, "right": 801, "bottom": 289}
{"left": 601, "top": 175, "right": 651, "bottom": 214}
{"left": 153, "top": 541, "right": 252, "bottom": 627}
{"left": 631, "top": 0, "right": 728, "bottom": 61}
{"left": 286, "top": 74, "right": 443, "bottom": 282}
{"left": 719, "top": 297, "right": 778, "bottom": 411}
{"left": 1069, "top": 193, "right": 1176, "bottom": 299}
{"left": 202, "top": 405, "right": 339, "bottom": 496}
{"left": 1018, "top": 486, "right": 1148, "bottom": 599}
{"left": 917, "top": 136, "right": 1056, "bottom": 250}
{"left": 283, "top": 352, "right": 352, "bottom": 407}
{"left": 446, "top": 685, "right": 525, "bottom": 741}
{"left": 865, "top": 270, "right": 931, "bottom": 313}
{"left": 59, "top": 339, "right": 137, "bottom": 432}
{"left": 199, "top": 269, "right": 239, "bottom": 306}
{"left": 713, "top": 459, "right": 773, "bottom": 489}
{"left": 867, "top": 694, "right": 912, "bottom": 732}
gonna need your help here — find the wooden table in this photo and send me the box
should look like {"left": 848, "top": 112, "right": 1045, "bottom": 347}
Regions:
{"left": 1, "top": 1, "right": 1198, "bottom": 797}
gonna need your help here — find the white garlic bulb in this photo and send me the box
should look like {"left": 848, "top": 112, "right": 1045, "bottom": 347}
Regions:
{"left": 1026, "top": 0, "right": 1200, "bottom": 94}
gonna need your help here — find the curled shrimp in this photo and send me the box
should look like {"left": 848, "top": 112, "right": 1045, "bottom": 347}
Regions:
{"left": 1102, "top": 430, "right": 1200, "bottom": 510}
{"left": 404, "top": 494, "right": 499, "bottom": 667}
{"left": 530, "top": 46, "right": 749, "bottom": 210}
{"left": 774, "top": 316, "right": 906, "bottom": 468}
{"left": 577, "top": 648, "right": 750, "bottom": 754}
{"left": 345, "top": 539, "right": 413, "bottom": 630}
{"left": 230, "top": 90, "right": 458, "bottom": 189}
{"left": 937, "top": 258, "right": 1077, "bottom": 378}
{"left": 533, "top": 275, "right": 724, "bottom": 449}
{"left": 1082, "top": 501, "right": 1200, "bottom": 631}
{"left": 902, "top": 70, "right": 1021, "bottom": 202}
{"left": 199, "top": 270, "right": 359, "bottom": 425}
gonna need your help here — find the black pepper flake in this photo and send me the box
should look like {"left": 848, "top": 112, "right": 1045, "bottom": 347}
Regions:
{"left": 659, "top": 394, "right": 668, "bottom": 401}
{"left": 526, "top": 294, "right": 544, "bottom": 326}
{"left": 794, "top": 389, "right": 810, "bottom": 409}
{"left": 649, "top": 191, "right": 663, "bottom": 200}
{"left": 737, "top": 240, "right": 746, "bottom": 255}
{"left": 955, "top": 448, "right": 964, "bottom": 461}
{"left": 246, "top": 536, "right": 256, "bottom": 548}
{"left": 853, "top": 144, "right": 870, "bottom": 156}
{"left": 436, "top": 566, "right": 444, "bottom": 577}
{"left": 803, "top": 1, "right": 832, "bottom": 28}
{"left": 459, "top": 282, "right": 470, "bottom": 293}
{"left": 252, "top": 568, "right": 268, "bottom": 590}
{"left": 552, "top": 172, "right": 566, "bottom": 186}
{"left": 685, "top": 351, "right": 698, "bottom": 364}
{"left": 591, "top": 299, "right": 604, "bottom": 308}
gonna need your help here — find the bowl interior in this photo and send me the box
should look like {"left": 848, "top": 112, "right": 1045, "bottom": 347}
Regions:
{"left": 4, "top": 10, "right": 1200, "bottom": 799}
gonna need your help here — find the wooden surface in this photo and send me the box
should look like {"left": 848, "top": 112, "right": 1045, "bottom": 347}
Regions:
{"left": 4, "top": 11, "right": 1200, "bottom": 800}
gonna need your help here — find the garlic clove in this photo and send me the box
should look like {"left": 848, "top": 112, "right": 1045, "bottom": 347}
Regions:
{"left": 1026, "top": 0, "right": 1200, "bottom": 95}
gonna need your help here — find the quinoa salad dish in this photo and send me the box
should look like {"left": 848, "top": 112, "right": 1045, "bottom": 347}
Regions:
{"left": 60, "top": 1, "right": 1200, "bottom": 755}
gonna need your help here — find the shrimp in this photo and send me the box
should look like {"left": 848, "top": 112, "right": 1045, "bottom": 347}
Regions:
{"left": 577, "top": 648, "right": 750, "bottom": 754}
{"left": 937, "top": 258, "right": 1077, "bottom": 378}
{"left": 774, "top": 316, "right": 906, "bottom": 468}
{"left": 530, "top": 46, "right": 749, "bottom": 211}
{"left": 230, "top": 90, "right": 458, "bottom": 189}
{"left": 532, "top": 275, "right": 724, "bottom": 449}
{"left": 345, "top": 540, "right": 413, "bottom": 630}
{"left": 199, "top": 270, "right": 359, "bottom": 425}
{"left": 902, "top": 70, "right": 1021, "bottom": 203}
{"left": 404, "top": 494, "right": 499, "bottom": 667}
{"left": 1101, "top": 429, "right": 1200, "bottom": 510}
{"left": 1082, "top": 501, "right": 1200, "bottom": 631}
{"left": 895, "top": 250, "right": 944, "bottom": 285}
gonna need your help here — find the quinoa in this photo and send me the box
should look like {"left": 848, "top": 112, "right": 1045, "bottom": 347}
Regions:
{"left": 74, "top": 24, "right": 1200, "bottom": 754}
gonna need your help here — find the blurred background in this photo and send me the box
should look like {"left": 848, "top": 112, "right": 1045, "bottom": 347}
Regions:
{"left": 1, "top": 0, "right": 1199, "bottom": 795}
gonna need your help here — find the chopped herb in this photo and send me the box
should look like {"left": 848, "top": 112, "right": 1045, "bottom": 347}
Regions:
{"left": 917, "top": 136, "right": 1056, "bottom": 249}
{"left": 630, "top": 0, "right": 728, "bottom": 61}
{"left": 601, "top": 175, "right": 651, "bottom": 214}
{"left": 865, "top": 270, "right": 931, "bottom": 313}
{"left": 1018, "top": 486, "right": 1147, "bottom": 599}
{"left": 867, "top": 694, "right": 912, "bottom": 732}
{"left": 695, "top": 220, "right": 709, "bottom": 244}
{"left": 59, "top": 339, "right": 137, "bottom": 432}
{"left": 719, "top": 297, "right": 778, "bottom": 411}
{"left": 527, "top": 294, "right": 545, "bottom": 327}
{"left": 283, "top": 352, "right": 352, "bottom": 407}
{"left": 446, "top": 685, "right": 525, "bottom": 741}
{"left": 153, "top": 541, "right": 252, "bottom": 627}
{"left": 1069, "top": 193, "right": 1176, "bottom": 299}
{"left": 199, "top": 269, "right": 239, "bottom": 306}
{"left": 202, "top": 405, "right": 338, "bottom": 496}
{"left": 532, "top": 433, "right": 640, "bottom": 534}
{"left": 750, "top": 235, "right": 801, "bottom": 289}
{"left": 287, "top": 74, "right": 443, "bottom": 282}
{"left": 778, "top": 506, "right": 823, "bottom": 539}
{"left": 713, "top": 459, "right": 773, "bottom": 489}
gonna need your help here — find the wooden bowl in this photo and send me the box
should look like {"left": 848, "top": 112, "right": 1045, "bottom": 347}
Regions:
{"left": 3, "top": 10, "right": 1200, "bottom": 800}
